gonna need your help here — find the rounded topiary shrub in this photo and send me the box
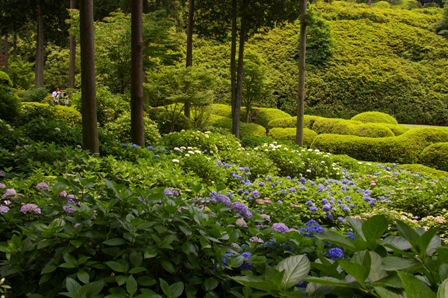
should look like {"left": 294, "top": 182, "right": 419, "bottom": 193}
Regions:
{"left": 104, "top": 113, "right": 161, "bottom": 146}
{"left": 0, "top": 88, "right": 21, "bottom": 123}
{"left": 268, "top": 127, "right": 318, "bottom": 148}
{"left": 403, "top": 127, "right": 448, "bottom": 144}
{"left": 267, "top": 115, "right": 323, "bottom": 130}
{"left": 397, "top": 163, "right": 448, "bottom": 178}
{"left": 351, "top": 111, "right": 399, "bottom": 125}
{"left": 20, "top": 87, "right": 50, "bottom": 103}
{"left": 353, "top": 123, "right": 395, "bottom": 138}
{"left": 312, "top": 118, "right": 361, "bottom": 135}
{"left": 382, "top": 124, "right": 409, "bottom": 136}
{"left": 17, "top": 102, "right": 81, "bottom": 127}
{"left": 209, "top": 115, "right": 266, "bottom": 138}
{"left": 211, "top": 103, "right": 232, "bottom": 118}
{"left": 419, "top": 142, "right": 448, "bottom": 172}
{"left": 253, "top": 108, "right": 291, "bottom": 128}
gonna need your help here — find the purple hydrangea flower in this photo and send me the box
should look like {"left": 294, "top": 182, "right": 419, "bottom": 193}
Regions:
{"left": 300, "top": 177, "right": 306, "bottom": 184}
{"left": 164, "top": 188, "right": 179, "bottom": 197}
{"left": 306, "top": 200, "right": 314, "bottom": 206}
{"left": 232, "top": 202, "right": 252, "bottom": 218}
{"left": 63, "top": 205, "right": 76, "bottom": 213}
{"left": 2, "top": 188, "right": 16, "bottom": 198}
{"left": 346, "top": 231, "right": 355, "bottom": 240}
{"left": 36, "top": 182, "right": 50, "bottom": 191}
{"left": 322, "top": 199, "right": 328, "bottom": 204}
{"left": 0, "top": 205, "right": 10, "bottom": 214}
{"left": 272, "top": 223, "right": 289, "bottom": 233}
{"left": 20, "top": 203, "right": 41, "bottom": 214}
{"left": 240, "top": 252, "right": 253, "bottom": 270}
{"left": 210, "top": 191, "right": 231, "bottom": 206}
{"left": 0, "top": 183, "right": 5, "bottom": 189}
{"left": 0, "top": 172, "right": 4, "bottom": 178}
{"left": 289, "top": 187, "right": 296, "bottom": 193}
{"left": 59, "top": 191, "right": 67, "bottom": 197}
{"left": 252, "top": 190, "right": 260, "bottom": 198}
{"left": 322, "top": 204, "right": 331, "bottom": 212}
{"left": 328, "top": 247, "right": 344, "bottom": 260}
{"left": 236, "top": 218, "right": 248, "bottom": 227}
{"left": 310, "top": 206, "right": 318, "bottom": 212}
{"left": 258, "top": 182, "right": 265, "bottom": 187}
{"left": 249, "top": 236, "right": 264, "bottom": 243}
{"left": 147, "top": 146, "right": 154, "bottom": 150}
{"left": 131, "top": 144, "right": 138, "bottom": 149}
{"left": 260, "top": 214, "right": 271, "bottom": 221}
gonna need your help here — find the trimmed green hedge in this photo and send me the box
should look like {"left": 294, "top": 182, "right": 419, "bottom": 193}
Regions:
{"left": 419, "top": 142, "right": 448, "bottom": 172}
{"left": 253, "top": 108, "right": 291, "bottom": 128}
{"left": 382, "top": 124, "right": 409, "bottom": 136}
{"left": 211, "top": 104, "right": 232, "bottom": 118}
{"left": 268, "top": 127, "right": 318, "bottom": 148}
{"left": 353, "top": 123, "right": 395, "bottom": 138}
{"left": 351, "top": 111, "right": 399, "bottom": 125}
{"left": 209, "top": 115, "right": 266, "bottom": 138}
{"left": 310, "top": 128, "right": 448, "bottom": 164}
{"left": 398, "top": 163, "right": 448, "bottom": 178}
{"left": 18, "top": 102, "right": 81, "bottom": 127}
{"left": 267, "top": 115, "right": 324, "bottom": 130}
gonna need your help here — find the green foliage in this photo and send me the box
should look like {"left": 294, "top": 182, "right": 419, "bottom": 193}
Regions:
{"left": 0, "top": 71, "right": 13, "bottom": 87}
{"left": 268, "top": 127, "right": 318, "bottom": 148}
{"left": 20, "top": 87, "right": 50, "bottom": 103}
{"left": 20, "top": 118, "right": 82, "bottom": 146}
{"left": 209, "top": 115, "right": 266, "bottom": 138}
{"left": 7, "top": 56, "right": 35, "bottom": 90}
{"left": 419, "top": 142, "right": 448, "bottom": 172}
{"left": 104, "top": 113, "right": 161, "bottom": 146}
{"left": 70, "top": 87, "right": 129, "bottom": 127}
{"left": 0, "top": 88, "right": 21, "bottom": 123}
{"left": 211, "top": 104, "right": 232, "bottom": 118}
{"left": 303, "top": 10, "right": 335, "bottom": 65}
{"left": 44, "top": 45, "right": 72, "bottom": 89}
{"left": 254, "top": 108, "right": 291, "bottom": 128}
{"left": 17, "top": 102, "right": 81, "bottom": 127}
{"left": 351, "top": 111, "right": 399, "bottom": 125}
{"left": 267, "top": 115, "right": 324, "bottom": 130}
{"left": 397, "top": 163, "right": 448, "bottom": 178}
{"left": 147, "top": 106, "right": 192, "bottom": 134}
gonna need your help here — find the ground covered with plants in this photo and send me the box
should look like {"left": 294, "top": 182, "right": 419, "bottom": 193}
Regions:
{"left": 1, "top": 125, "right": 448, "bottom": 297}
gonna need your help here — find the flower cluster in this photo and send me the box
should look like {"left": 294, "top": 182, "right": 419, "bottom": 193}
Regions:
{"left": 20, "top": 203, "right": 41, "bottom": 215}
{"left": 210, "top": 191, "right": 231, "bottom": 206}
{"left": 272, "top": 222, "right": 289, "bottom": 233}
{"left": 299, "top": 219, "right": 326, "bottom": 237}
{"left": 232, "top": 202, "right": 252, "bottom": 218}
{"left": 36, "top": 182, "right": 50, "bottom": 191}
{"left": 327, "top": 247, "right": 344, "bottom": 260}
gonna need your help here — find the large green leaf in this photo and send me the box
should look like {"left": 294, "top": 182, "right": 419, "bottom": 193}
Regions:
{"left": 65, "top": 277, "right": 81, "bottom": 295}
{"left": 339, "top": 260, "right": 369, "bottom": 286}
{"left": 127, "top": 275, "right": 138, "bottom": 297}
{"left": 437, "top": 278, "right": 448, "bottom": 298}
{"left": 103, "top": 238, "right": 127, "bottom": 246}
{"left": 315, "top": 231, "right": 356, "bottom": 250}
{"left": 362, "top": 215, "right": 388, "bottom": 243}
{"left": 415, "top": 227, "right": 441, "bottom": 257}
{"left": 374, "top": 286, "right": 406, "bottom": 298}
{"left": 352, "top": 251, "right": 387, "bottom": 282}
{"left": 231, "top": 275, "right": 278, "bottom": 292}
{"left": 276, "top": 255, "right": 310, "bottom": 289}
{"left": 397, "top": 272, "right": 436, "bottom": 298}
{"left": 382, "top": 257, "right": 422, "bottom": 271}
{"left": 304, "top": 277, "right": 357, "bottom": 289}
{"left": 346, "top": 217, "right": 366, "bottom": 242}
{"left": 396, "top": 221, "right": 419, "bottom": 246}
{"left": 381, "top": 236, "right": 412, "bottom": 251}
{"left": 170, "top": 281, "right": 184, "bottom": 298}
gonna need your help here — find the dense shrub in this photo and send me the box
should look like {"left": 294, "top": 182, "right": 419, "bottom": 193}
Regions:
{"left": 0, "top": 71, "right": 21, "bottom": 123}
{"left": 351, "top": 111, "right": 399, "bottom": 125}
{"left": 147, "top": 106, "right": 192, "bottom": 134}
{"left": 209, "top": 115, "right": 266, "bottom": 138}
{"left": 268, "top": 127, "right": 318, "bottom": 148}
{"left": 20, "top": 118, "right": 82, "bottom": 146}
{"left": 267, "top": 115, "right": 324, "bottom": 130}
{"left": 312, "top": 118, "right": 362, "bottom": 135}
{"left": 0, "top": 119, "right": 28, "bottom": 150}
{"left": 352, "top": 123, "right": 395, "bottom": 137}
{"left": 397, "top": 163, "right": 448, "bottom": 177}
{"left": 211, "top": 103, "right": 232, "bottom": 118}
{"left": 16, "top": 102, "right": 82, "bottom": 127}
{"left": 71, "top": 87, "right": 129, "bottom": 127}
{"left": 419, "top": 142, "right": 448, "bottom": 172}
{"left": 253, "top": 108, "right": 291, "bottom": 128}
{"left": 382, "top": 123, "right": 409, "bottom": 136}
{"left": 240, "top": 135, "right": 284, "bottom": 148}
{"left": 104, "top": 113, "right": 161, "bottom": 146}
{"left": 20, "top": 87, "right": 49, "bottom": 102}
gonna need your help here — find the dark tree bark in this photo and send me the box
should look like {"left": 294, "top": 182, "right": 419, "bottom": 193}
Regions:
{"left": 35, "top": 0, "right": 44, "bottom": 87}
{"left": 184, "top": 0, "right": 194, "bottom": 119}
{"left": 80, "top": 0, "right": 99, "bottom": 154}
{"left": 69, "top": 0, "right": 76, "bottom": 88}
{"left": 230, "top": 0, "right": 237, "bottom": 133}
{"left": 296, "top": 0, "right": 307, "bottom": 146}
{"left": 130, "top": 0, "right": 145, "bottom": 146}
{"left": 233, "top": 0, "right": 247, "bottom": 139}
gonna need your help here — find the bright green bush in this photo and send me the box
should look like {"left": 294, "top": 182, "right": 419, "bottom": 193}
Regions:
{"left": 253, "top": 108, "right": 291, "bottom": 128}
{"left": 211, "top": 103, "right": 232, "bottom": 118}
{"left": 382, "top": 123, "right": 409, "bottom": 136}
{"left": 351, "top": 111, "right": 399, "bottom": 125}
{"left": 268, "top": 127, "right": 318, "bottom": 148}
{"left": 209, "top": 115, "right": 266, "bottom": 138}
{"left": 17, "top": 102, "right": 82, "bottom": 127}
{"left": 267, "top": 115, "right": 324, "bottom": 130}
{"left": 353, "top": 123, "right": 395, "bottom": 137}
{"left": 0, "top": 71, "right": 13, "bottom": 87}
{"left": 240, "top": 135, "right": 284, "bottom": 148}
{"left": 312, "top": 118, "right": 361, "bottom": 135}
{"left": 398, "top": 163, "right": 448, "bottom": 178}
{"left": 419, "top": 142, "right": 448, "bottom": 172}
{"left": 104, "top": 113, "right": 161, "bottom": 146}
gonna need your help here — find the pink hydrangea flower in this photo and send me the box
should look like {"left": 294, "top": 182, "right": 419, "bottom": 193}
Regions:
{"left": 2, "top": 188, "right": 16, "bottom": 199}
{"left": 0, "top": 183, "right": 5, "bottom": 189}
{"left": 36, "top": 182, "right": 50, "bottom": 191}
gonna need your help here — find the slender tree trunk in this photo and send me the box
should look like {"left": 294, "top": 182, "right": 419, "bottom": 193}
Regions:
{"left": 296, "top": 0, "right": 307, "bottom": 146}
{"left": 69, "top": 0, "right": 76, "bottom": 88}
{"left": 184, "top": 0, "right": 194, "bottom": 119}
{"left": 131, "top": 0, "right": 145, "bottom": 146}
{"left": 13, "top": 32, "right": 17, "bottom": 56}
{"left": 35, "top": 0, "right": 44, "bottom": 88}
{"left": 4, "top": 34, "right": 8, "bottom": 73}
{"left": 233, "top": 0, "right": 247, "bottom": 139}
{"left": 230, "top": 0, "right": 238, "bottom": 137}
{"left": 80, "top": 0, "right": 99, "bottom": 154}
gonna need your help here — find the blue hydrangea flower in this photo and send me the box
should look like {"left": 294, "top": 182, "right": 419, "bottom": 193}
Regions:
{"left": 306, "top": 200, "right": 314, "bottom": 206}
{"left": 327, "top": 247, "right": 344, "bottom": 260}
{"left": 346, "top": 231, "right": 355, "bottom": 240}
{"left": 322, "top": 204, "right": 331, "bottom": 212}
{"left": 310, "top": 206, "right": 318, "bottom": 212}
{"left": 222, "top": 252, "right": 235, "bottom": 266}
{"left": 131, "top": 144, "right": 138, "bottom": 149}
{"left": 147, "top": 145, "right": 154, "bottom": 150}
{"left": 300, "top": 177, "right": 306, "bottom": 184}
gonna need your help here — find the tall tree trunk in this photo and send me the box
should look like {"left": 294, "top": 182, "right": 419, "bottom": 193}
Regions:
{"left": 184, "top": 0, "right": 194, "bottom": 119}
{"left": 296, "top": 0, "right": 307, "bottom": 147}
{"left": 69, "top": 0, "right": 76, "bottom": 88}
{"left": 131, "top": 0, "right": 145, "bottom": 146}
{"left": 80, "top": 0, "right": 99, "bottom": 154}
{"left": 35, "top": 0, "right": 44, "bottom": 88}
{"left": 230, "top": 0, "right": 238, "bottom": 137}
{"left": 233, "top": 0, "right": 247, "bottom": 139}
